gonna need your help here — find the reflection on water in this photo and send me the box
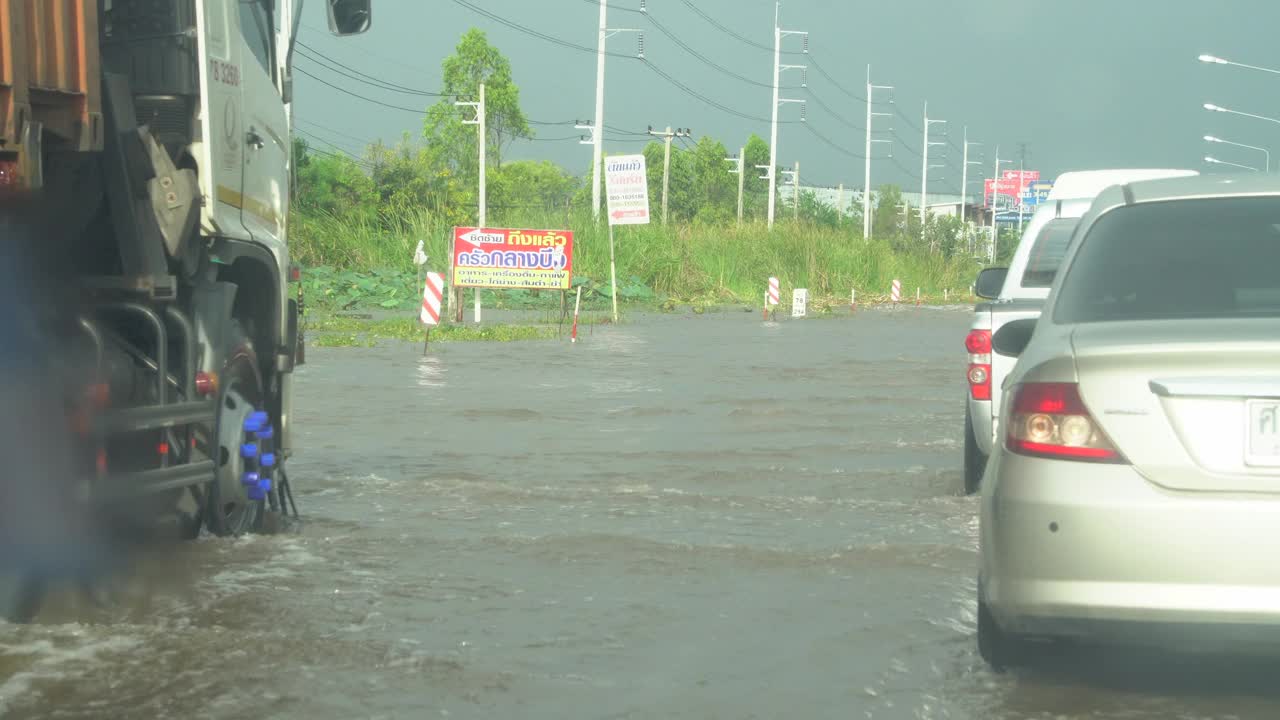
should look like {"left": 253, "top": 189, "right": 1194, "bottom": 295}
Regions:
{"left": 5, "top": 309, "right": 1280, "bottom": 719}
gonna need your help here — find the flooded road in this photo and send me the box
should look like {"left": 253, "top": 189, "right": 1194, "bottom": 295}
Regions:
{"left": 6, "top": 308, "right": 1280, "bottom": 718}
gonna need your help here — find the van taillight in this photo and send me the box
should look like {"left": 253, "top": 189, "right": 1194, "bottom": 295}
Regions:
{"left": 1006, "top": 382, "right": 1124, "bottom": 463}
{"left": 965, "top": 329, "right": 992, "bottom": 401}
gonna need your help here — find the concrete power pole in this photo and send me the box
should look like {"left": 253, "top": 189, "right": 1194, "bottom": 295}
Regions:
{"left": 960, "top": 126, "right": 984, "bottom": 256}
{"left": 1017, "top": 142, "right": 1030, "bottom": 233}
{"left": 588, "top": 0, "right": 642, "bottom": 221}
{"left": 778, "top": 162, "right": 800, "bottom": 220}
{"left": 863, "top": 64, "right": 894, "bottom": 240}
{"left": 726, "top": 147, "right": 745, "bottom": 224}
{"left": 455, "top": 83, "right": 485, "bottom": 322}
{"left": 920, "top": 100, "right": 946, "bottom": 226}
{"left": 649, "top": 125, "right": 692, "bottom": 224}
{"left": 990, "top": 146, "right": 1013, "bottom": 264}
{"left": 767, "top": 1, "right": 808, "bottom": 230}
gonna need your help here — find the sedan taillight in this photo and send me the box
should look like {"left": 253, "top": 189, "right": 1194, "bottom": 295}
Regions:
{"left": 1006, "top": 382, "right": 1125, "bottom": 463}
{"left": 965, "top": 329, "right": 992, "bottom": 401}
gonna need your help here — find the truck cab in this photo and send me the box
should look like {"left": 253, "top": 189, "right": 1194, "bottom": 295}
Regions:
{"left": 0, "top": 0, "right": 370, "bottom": 622}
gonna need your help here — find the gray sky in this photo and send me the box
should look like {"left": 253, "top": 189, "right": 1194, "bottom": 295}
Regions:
{"left": 292, "top": 0, "right": 1280, "bottom": 193}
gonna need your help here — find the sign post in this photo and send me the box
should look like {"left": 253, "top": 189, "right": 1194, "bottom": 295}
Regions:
{"left": 604, "top": 154, "right": 651, "bottom": 324}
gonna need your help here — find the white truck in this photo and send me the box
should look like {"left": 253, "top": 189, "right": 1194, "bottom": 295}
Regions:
{"left": 0, "top": 0, "right": 372, "bottom": 620}
{"left": 962, "top": 168, "right": 1199, "bottom": 494}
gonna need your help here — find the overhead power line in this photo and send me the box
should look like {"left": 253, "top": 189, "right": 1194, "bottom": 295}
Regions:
{"left": 295, "top": 42, "right": 445, "bottom": 96}
{"left": 674, "top": 0, "right": 795, "bottom": 54}
{"left": 644, "top": 9, "right": 794, "bottom": 91}
{"left": 451, "top": 0, "right": 633, "bottom": 58}
{"left": 807, "top": 54, "right": 867, "bottom": 103}
{"left": 294, "top": 65, "right": 431, "bottom": 114}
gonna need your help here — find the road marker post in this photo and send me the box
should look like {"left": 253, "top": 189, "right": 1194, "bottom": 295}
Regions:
{"left": 792, "top": 288, "right": 808, "bottom": 318}
{"left": 916, "top": 287, "right": 921, "bottom": 306}
{"left": 766, "top": 276, "right": 780, "bottom": 320}
{"left": 891, "top": 279, "right": 902, "bottom": 308}
{"left": 851, "top": 288, "right": 857, "bottom": 312}
{"left": 420, "top": 271, "right": 443, "bottom": 355}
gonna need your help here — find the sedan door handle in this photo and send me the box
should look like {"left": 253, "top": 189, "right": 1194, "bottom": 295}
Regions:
{"left": 246, "top": 128, "right": 265, "bottom": 150}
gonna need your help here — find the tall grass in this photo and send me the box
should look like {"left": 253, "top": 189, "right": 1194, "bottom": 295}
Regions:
{"left": 289, "top": 205, "right": 980, "bottom": 303}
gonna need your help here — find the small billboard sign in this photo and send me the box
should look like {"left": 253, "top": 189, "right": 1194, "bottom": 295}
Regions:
{"left": 451, "top": 227, "right": 574, "bottom": 290}
{"left": 604, "top": 154, "right": 651, "bottom": 225}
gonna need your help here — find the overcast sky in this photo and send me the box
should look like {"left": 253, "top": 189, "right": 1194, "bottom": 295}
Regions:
{"left": 292, "top": 0, "right": 1280, "bottom": 193}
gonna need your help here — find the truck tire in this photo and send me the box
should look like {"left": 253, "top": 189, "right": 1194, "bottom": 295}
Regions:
{"left": 964, "top": 406, "right": 987, "bottom": 495}
{"left": 204, "top": 322, "right": 266, "bottom": 536}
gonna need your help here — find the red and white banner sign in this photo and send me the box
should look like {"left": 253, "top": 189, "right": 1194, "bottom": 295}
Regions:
{"left": 451, "top": 227, "right": 574, "bottom": 290}
{"left": 421, "top": 272, "right": 443, "bottom": 326}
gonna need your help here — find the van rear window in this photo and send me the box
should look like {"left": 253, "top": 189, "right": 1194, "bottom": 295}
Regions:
{"left": 1021, "top": 218, "right": 1080, "bottom": 287}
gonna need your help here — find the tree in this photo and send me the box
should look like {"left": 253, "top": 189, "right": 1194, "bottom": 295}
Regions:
{"left": 422, "top": 28, "right": 532, "bottom": 200}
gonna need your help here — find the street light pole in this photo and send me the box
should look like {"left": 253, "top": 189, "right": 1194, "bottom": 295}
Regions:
{"left": 1204, "top": 103, "right": 1280, "bottom": 126}
{"left": 1205, "top": 155, "right": 1260, "bottom": 172}
{"left": 1199, "top": 54, "right": 1280, "bottom": 77}
{"left": 1204, "top": 135, "right": 1271, "bottom": 172}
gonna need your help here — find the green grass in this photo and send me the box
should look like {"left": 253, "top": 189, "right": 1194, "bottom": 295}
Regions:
{"left": 289, "top": 206, "right": 980, "bottom": 310}
{"left": 305, "top": 314, "right": 559, "bottom": 347}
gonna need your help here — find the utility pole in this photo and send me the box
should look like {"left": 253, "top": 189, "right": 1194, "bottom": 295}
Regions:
{"left": 588, "top": 0, "right": 643, "bottom": 221}
{"left": 767, "top": 1, "right": 808, "bottom": 230}
{"left": 726, "top": 147, "right": 745, "bottom": 224}
{"left": 780, "top": 162, "right": 800, "bottom": 220}
{"left": 649, "top": 125, "right": 691, "bottom": 224}
{"left": 455, "top": 83, "right": 485, "bottom": 322}
{"left": 990, "top": 146, "right": 1013, "bottom": 264}
{"left": 1016, "top": 142, "right": 1030, "bottom": 233}
{"left": 863, "top": 64, "right": 894, "bottom": 240}
{"left": 920, "top": 100, "right": 947, "bottom": 226}
{"left": 960, "top": 126, "right": 983, "bottom": 256}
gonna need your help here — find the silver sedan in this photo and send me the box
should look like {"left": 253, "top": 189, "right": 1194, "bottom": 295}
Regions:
{"left": 978, "top": 174, "right": 1280, "bottom": 671}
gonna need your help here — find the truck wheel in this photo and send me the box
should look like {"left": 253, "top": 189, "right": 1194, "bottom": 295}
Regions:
{"left": 205, "top": 323, "right": 266, "bottom": 536}
{"left": 978, "top": 595, "right": 1029, "bottom": 672}
{"left": 964, "top": 406, "right": 987, "bottom": 495}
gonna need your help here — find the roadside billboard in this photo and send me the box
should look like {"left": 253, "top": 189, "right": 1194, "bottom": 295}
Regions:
{"left": 604, "top": 154, "right": 651, "bottom": 225}
{"left": 451, "top": 227, "right": 574, "bottom": 290}
{"left": 984, "top": 177, "right": 1021, "bottom": 208}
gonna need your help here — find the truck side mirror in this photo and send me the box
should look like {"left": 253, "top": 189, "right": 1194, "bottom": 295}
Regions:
{"left": 992, "top": 318, "right": 1036, "bottom": 358}
{"left": 974, "top": 267, "right": 1007, "bottom": 300}
{"left": 328, "top": 0, "right": 371, "bottom": 35}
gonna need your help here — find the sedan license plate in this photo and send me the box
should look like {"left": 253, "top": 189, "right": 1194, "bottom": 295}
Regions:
{"left": 1245, "top": 399, "right": 1280, "bottom": 467}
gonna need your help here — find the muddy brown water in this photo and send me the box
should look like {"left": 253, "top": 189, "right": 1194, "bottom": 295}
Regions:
{"left": 5, "top": 308, "right": 1280, "bottom": 719}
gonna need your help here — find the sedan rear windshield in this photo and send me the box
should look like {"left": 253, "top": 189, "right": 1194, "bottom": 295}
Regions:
{"left": 1021, "top": 218, "right": 1080, "bottom": 287}
{"left": 1054, "top": 196, "right": 1280, "bottom": 323}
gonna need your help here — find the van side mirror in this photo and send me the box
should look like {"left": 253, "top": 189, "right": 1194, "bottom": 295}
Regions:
{"left": 974, "top": 267, "right": 1008, "bottom": 300}
{"left": 328, "top": 0, "right": 371, "bottom": 35}
{"left": 992, "top": 318, "right": 1036, "bottom": 358}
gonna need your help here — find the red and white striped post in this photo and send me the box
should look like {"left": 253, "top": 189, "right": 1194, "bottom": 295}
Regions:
{"left": 421, "top": 272, "right": 443, "bottom": 354}
{"left": 766, "top": 276, "right": 780, "bottom": 320}
{"left": 891, "top": 279, "right": 902, "bottom": 306}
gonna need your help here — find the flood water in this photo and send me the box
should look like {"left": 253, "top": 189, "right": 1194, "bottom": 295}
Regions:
{"left": 6, "top": 308, "right": 1280, "bottom": 719}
